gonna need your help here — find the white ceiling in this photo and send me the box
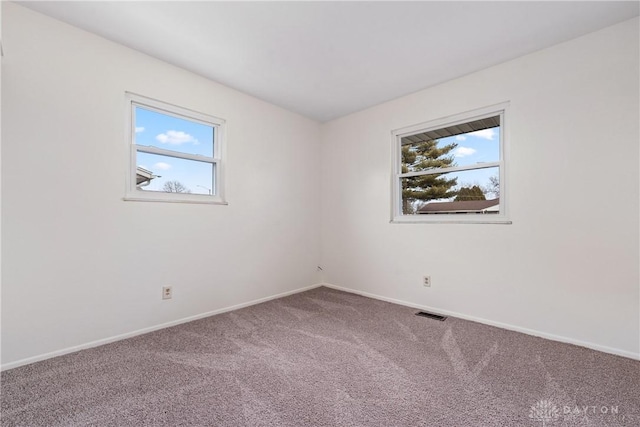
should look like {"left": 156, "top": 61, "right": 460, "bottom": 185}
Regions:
{"left": 18, "top": 1, "right": 640, "bottom": 122}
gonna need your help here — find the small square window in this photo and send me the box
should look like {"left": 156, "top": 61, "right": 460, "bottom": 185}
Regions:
{"left": 124, "top": 93, "right": 227, "bottom": 204}
{"left": 391, "top": 103, "right": 509, "bottom": 223}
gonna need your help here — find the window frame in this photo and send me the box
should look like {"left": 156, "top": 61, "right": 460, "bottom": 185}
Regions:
{"left": 391, "top": 102, "right": 510, "bottom": 224}
{"left": 124, "top": 92, "right": 227, "bottom": 205}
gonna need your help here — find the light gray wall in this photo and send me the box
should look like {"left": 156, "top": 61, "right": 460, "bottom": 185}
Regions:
{"left": 1, "top": 3, "right": 321, "bottom": 367}
{"left": 320, "top": 17, "right": 640, "bottom": 358}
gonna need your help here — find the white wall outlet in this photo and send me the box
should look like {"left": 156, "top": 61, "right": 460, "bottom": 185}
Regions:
{"left": 423, "top": 276, "right": 431, "bottom": 287}
{"left": 162, "top": 286, "right": 173, "bottom": 300}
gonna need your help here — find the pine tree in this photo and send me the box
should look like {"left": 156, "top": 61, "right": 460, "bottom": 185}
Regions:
{"left": 455, "top": 185, "right": 486, "bottom": 201}
{"left": 401, "top": 139, "right": 458, "bottom": 214}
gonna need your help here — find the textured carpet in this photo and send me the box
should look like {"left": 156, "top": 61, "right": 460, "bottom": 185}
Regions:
{"left": 1, "top": 286, "right": 638, "bottom": 426}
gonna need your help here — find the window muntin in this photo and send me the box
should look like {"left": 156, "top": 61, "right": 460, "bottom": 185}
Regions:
{"left": 125, "top": 93, "right": 226, "bottom": 204}
{"left": 392, "top": 104, "right": 508, "bottom": 223}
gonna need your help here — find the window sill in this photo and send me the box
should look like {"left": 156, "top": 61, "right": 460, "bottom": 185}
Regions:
{"left": 391, "top": 216, "right": 512, "bottom": 224}
{"left": 124, "top": 193, "right": 228, "bottom": 205}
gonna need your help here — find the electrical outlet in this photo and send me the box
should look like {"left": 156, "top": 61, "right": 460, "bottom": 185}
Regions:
{"left": 162, "top": 286, "right": 172, "bottom": 300}
{"left": 423, "top": 276, "right": 431, "bottom": 287}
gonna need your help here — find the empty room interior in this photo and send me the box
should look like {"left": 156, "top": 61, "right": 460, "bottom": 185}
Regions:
{"left": 1, "top": 1, "right": 639, "bottom": 426}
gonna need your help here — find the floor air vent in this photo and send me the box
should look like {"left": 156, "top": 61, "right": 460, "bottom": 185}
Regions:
{"left": 415, "top": 311, "right": 447, "bottom": 321}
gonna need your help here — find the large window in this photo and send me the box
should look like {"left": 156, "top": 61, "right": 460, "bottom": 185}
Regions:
{"left": 124, "top": 93, "right": 226, "bottom": 204}
{"left": 391, "top": 103, "right": 509, "bottom": 223}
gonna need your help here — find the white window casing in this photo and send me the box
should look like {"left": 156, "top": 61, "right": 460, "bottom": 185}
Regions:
{"left": 391, "top": 102, "right": 511, "bottom": 224}
{"left": 124, "top": 92, "right": 227, "bottom": 205}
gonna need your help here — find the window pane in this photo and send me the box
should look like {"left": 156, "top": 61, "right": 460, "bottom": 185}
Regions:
{"left": 401, "top": 125, "right": 499, "bottom": 172}
{"left": 134, "top": 106, "right": 214, "bottom": 157}
{"left": 136, "top": 152, "right": 214, "bottom": 195}
{"left": 400, "top": 167, "right": 500, "bottom": 215}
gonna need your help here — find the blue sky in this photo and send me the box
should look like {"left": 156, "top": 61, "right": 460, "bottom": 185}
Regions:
{"left": 134, "top": 106, "right": 215, "bottom": 195}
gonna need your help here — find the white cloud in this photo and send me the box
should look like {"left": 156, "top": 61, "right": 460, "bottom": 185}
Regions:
{"left": 455, "top": 146, "right": 477, "bottom": 157}
{"left": 135, "top": 126, "right": 145, "bottom": 133}
{"left": 156, "top": 130, "right": 198, "bottom": 145}
{"left": 469, "top": 129, "right": 495, "bottom": 140}
{"left": 455, "top": 135, "right": 467, "bottom": 141}
{"left": 153, "top": 162, "right": 172, "bottom": 170}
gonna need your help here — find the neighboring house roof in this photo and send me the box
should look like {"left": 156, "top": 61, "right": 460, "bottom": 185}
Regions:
{"left": 136, "top": 167, "right": 159, "bottom": 186}
{"left": 418, "top": 198, "right": 500, "bottom": 214}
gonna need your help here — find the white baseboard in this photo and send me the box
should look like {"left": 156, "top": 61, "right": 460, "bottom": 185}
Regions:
{"left": 1, "top": 283, "right": 323, "bottom": 371}
{"left": 321, "top": 283, "right": 640, "bottom": 361}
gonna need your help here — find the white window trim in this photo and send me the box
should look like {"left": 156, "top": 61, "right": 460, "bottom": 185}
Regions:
{"left": 123, "top": 92, "right": 227, "bottom": 205}
{"left": 390, "top": 102, "right": 511, "bottom": 224}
